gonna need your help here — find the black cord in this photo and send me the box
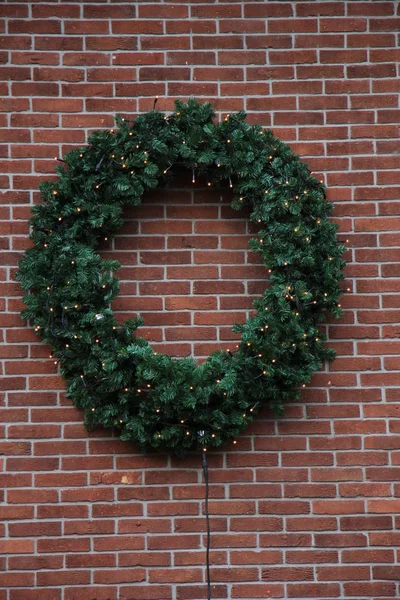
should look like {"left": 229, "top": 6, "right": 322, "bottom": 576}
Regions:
{"left": 202, "top": 449, "right": 211, "bottom": 600}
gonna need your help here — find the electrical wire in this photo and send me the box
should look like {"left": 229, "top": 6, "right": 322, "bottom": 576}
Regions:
{"left": 202, "top": 449, "right": 211, "bottom": 600}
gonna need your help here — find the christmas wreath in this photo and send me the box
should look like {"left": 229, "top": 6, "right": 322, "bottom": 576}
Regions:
{"left": 18, "top": 99, "right": 346, "bottom": 457}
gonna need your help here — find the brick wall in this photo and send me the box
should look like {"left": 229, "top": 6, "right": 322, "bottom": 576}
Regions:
{"left": 1, "top": 1, "right": 400, "bottom": 599}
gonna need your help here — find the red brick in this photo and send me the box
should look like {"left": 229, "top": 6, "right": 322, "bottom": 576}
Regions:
{"left": 1, "top": 8, "right": 400, "bottom": 597}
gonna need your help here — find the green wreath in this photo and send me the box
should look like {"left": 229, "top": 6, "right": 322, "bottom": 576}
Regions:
{"left": 18, "top": 99, "right": 346, "bottom": 457}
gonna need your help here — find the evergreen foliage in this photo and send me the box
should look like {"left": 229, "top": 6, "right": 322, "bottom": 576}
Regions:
{"left": 17, "top": 99, "right": 346, "bottom": 457}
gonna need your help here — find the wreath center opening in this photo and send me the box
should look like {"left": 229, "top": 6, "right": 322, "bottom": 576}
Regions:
{"left": 101, "top": 167, "right": 266, "bottom": 362}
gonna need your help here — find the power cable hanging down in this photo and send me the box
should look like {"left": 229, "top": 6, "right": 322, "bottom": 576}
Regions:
{"left": 202, "top": 449, "right": 211, "bottom": 600}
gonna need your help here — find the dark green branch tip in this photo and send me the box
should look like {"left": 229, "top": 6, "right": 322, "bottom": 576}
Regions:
{"left": 17, "top": 99, "right": 346, "bottom": 457}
